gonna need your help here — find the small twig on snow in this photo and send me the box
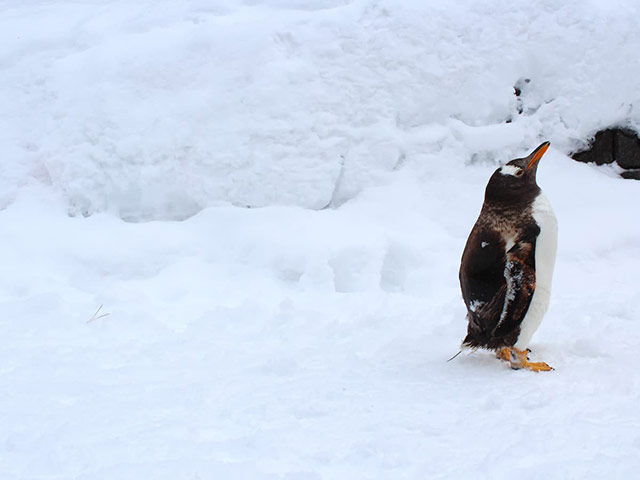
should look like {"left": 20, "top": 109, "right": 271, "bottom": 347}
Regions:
{"left": 87, "top": 304, "right": 110, "bottom": 323}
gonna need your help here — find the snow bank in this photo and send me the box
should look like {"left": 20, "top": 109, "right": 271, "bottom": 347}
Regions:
{"left": 3, "top": 152, "right": 640, "bottom": 479}
{"left": 3, "top": 0, "right": 640, "bottom": 220}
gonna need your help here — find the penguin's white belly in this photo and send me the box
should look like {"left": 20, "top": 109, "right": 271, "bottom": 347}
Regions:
{"left": 514, "top": 192, "right": 557, "bottom": 350}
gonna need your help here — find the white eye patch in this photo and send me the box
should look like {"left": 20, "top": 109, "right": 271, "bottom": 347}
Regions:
{"left": 500, "top": 165, "right": 522, "bottom": 176}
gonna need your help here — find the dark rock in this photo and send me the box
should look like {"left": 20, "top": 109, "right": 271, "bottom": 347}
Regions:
{"left": 571, "top": 127, "right": 640, "bottom": 179}
{"left": 572, "top": 129, "right": 615, "bottom": 165}
{"left": 621, "top": 169, "right": 640, "bottom": 180}
{"left": 613, "top": 129, "right": 640, "bottom": 169}
{"left": 513, "top": 78, "right": 531, "bottom": 115}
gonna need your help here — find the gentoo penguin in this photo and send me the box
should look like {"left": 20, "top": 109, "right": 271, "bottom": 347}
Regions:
{"left": 459, "top": 142, "right": 557, "bottom": 371}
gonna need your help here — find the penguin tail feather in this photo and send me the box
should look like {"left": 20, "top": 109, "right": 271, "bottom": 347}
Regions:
{"left": 446, "top": 350, "right": 463, "bottom": 362}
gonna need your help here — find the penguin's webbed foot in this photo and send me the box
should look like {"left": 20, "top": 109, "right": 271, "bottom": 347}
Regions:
{"left": 496, "top": 347, "right": 553, "bottom": 372}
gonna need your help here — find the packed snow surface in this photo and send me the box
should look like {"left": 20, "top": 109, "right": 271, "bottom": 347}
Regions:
{"left": 2, "top": 1, "right": 640, "bottom": 479}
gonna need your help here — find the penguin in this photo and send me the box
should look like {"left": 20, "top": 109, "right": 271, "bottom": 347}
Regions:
{"left": 459, "top": 142, "right": 557, "bottom": 371}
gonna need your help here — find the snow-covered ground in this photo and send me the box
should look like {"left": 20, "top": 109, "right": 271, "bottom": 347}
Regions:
{"left": 2, "top": 1, "right": 640, "bottom": 478}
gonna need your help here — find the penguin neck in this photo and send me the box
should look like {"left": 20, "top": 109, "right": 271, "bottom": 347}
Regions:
{"left": 483, "top": 184, "right": 541, "bottom": 210}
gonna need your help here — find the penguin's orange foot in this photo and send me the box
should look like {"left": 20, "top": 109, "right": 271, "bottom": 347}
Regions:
{"left": 520, "top": 360, "right": 553, "bottom": 372}
{"left": 496, "top": 347, "right": 553, "bottom": 372}
{"left": 496, "top": 347, "right": 512, "bottom": 362}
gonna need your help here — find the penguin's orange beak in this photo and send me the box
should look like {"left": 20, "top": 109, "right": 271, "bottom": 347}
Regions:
{"left": 526, "top": 141, "right": 550, "bottom": 170}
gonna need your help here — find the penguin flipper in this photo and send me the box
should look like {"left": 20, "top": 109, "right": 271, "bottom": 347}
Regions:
{"left": 463, "top": 284, "right": 509, "bottom": 348}
{"left": 462, "top": 238, "right": 537, "bottom": 349}
{"left": 460, "top": 229, "right": 511, "bottom": 347}
{"left": 491, "top": 242, "right": 536, "bottom": 340}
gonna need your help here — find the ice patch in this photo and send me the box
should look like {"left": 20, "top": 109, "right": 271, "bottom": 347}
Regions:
{"left": 468, "top": 299, "right": 485, "bottom": 313}
{"left": 505, "top": 238, "right": 515, "bottom": 252}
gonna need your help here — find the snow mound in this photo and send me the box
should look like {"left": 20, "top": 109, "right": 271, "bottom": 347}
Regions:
{"left": 3, "top": 0, "right": 640, "bottom": 220}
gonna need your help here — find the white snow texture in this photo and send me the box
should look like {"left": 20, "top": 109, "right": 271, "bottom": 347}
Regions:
{"left": 2, "top": 1, "right": 640, "bottom": 479}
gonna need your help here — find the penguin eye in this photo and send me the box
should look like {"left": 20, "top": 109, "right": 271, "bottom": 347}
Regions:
{"left": 514, "top": 168, "right": 524, "bottom": 177}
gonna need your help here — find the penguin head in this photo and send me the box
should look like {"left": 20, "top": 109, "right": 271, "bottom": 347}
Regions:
{"left": 484, "top": 142, "right": 550, "bottom": 203}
